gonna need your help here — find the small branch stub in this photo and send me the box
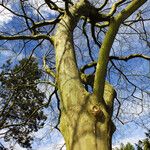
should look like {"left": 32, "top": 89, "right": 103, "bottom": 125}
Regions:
{"left": 91, "top": 105, "right": 105, "bottom": 122}
{"left": 92, "top": 105, "right": 100, "bottom": 115}
{"left": 43, "top": 56, "right": 55, "bottom": 78}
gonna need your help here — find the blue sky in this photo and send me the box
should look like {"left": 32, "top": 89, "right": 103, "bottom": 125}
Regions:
{"left": 0, "top": 0, "right": 150, "bottom": 149}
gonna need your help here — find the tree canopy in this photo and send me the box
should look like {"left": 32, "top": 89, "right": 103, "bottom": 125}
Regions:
{"left": 0, "top": 58, "right": 47, "bottom": 148}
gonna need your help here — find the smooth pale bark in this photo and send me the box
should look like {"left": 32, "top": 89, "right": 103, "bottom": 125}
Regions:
{"left": 53, "top": 7, "right": 114, "bottom": 150}
{"left": 52, "top": 0, "right": 147, "bottom": 150}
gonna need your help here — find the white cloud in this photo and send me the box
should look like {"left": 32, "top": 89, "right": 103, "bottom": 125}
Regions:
{"left": 35, "top": 138, "right": 66, "bottom": 150}
{"left": 0, "top": 5, "right": 14, "bottom": 26}
{"left": 0, "top": 50, "right": 13, "bottom": 57}
{"left": 0, "top": 50, "right": 25, "bottom": 61}
{"left": 13, "top": 144, "right": 27, "bottom": 150}
{"left": 28, "top": 0, "right": 64, "bottom": 17}
{"left": 0, "top": 0, "right": 62, "bottom": 28}
{"left": 32, "top": 125, "right": 66, "bottom": 150}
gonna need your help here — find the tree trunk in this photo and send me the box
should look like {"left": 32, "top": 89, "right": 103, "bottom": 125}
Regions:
{"left": 59, "top": 93, "right": 115, "bottom": 150}
{"left": 53, "top": 1, "right": 116, "bottom": 150}
{"left": 37, "top": 0, "right": 147, "bottom": 149}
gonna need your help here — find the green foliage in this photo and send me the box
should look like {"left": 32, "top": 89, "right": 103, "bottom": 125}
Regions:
{"left": 124, "top": 143, "right": 135, "bottom": 150}
{"left": 136, "top": 130, "right": 150, "bottom": 150}
{"left": 0, "top": 58, "right": 47, "bottom": 149}
{"left": 116, "top": 131, "right": 150, "bottom": 150}
{"left": 137, "top": 139, "right": 150, "bottom": 150}
{"left": 118, "top": 142, "right": 135, "bottom": 150}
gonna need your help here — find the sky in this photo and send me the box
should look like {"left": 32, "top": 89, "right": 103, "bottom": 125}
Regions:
{"left": 0, "top": 0, "right": 150, "bottom": 150}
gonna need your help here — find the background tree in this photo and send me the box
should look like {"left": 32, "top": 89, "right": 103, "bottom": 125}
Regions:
{"left": 136, "top": 130, "right": 150, "bottom": 150}
{"left": 0, "top": 58, "right": 47, "bottom": 148}
{"left": 120, "top": 143, "right": 134, "bottom": 150}
{"left": 113, "top": 131, "right": 150, "bottom": 150}
{"left": 0, "top": 0, "right": 150, "bottom": 150}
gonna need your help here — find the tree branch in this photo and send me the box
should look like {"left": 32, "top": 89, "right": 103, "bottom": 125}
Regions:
{"left": 110, "top": 54, "right": 150, "bottom": 61}
{"left": 80, "top": 61, "right": 97, "bottom": 73}
{"left": 31, "top": 16, "right": 61, "bottom": 30}
{"left": 93, "top": 19, "right": 120, "bottom": 101}
{"left": 98, "top": 0, "right": 109, "bottom": 11}
{"left": 93, "top": 0, "right": 147, "bottom": 103}
{"left": 0, "top": 34, "right": 53, "bottom": 43}
{"left": 115, "top": 0, "right": 148, "bottom": 22}
{"left": 107, "top": 0, "right": 126, "bottom": 17}
{"left": 44, "top": 0, "right": 64, "bottom": 13}
{"left": 0, "top": 3, "right": 35, "bottom": 25}
{"left": 80, "top": 54, "right": 150, "bottom": 72}
{"left": 43, "top": 56, "right": 56, "bottom": 78}
{"left": 82, "top": 19, "right": 94, "bottom": 61}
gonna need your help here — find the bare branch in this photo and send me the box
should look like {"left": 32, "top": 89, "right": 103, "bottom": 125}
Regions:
{"left": 107, "top": 0, "right": 126, "bottom": 17}
{"left": 91, "top": 23, "right": 101, "bottom": 47}
{"left": 0, "top": 34, "right": 53, "bottom": 43}
{"left": 43, "top": 56, "right": 56, "bottom": 78}
{"left": 115, "top": 0, "right": 148, "bottom": 22}
{"left": 0, "top": 3, "right": 35, "bottom": 24}
{"left": 80, "top": 61, "right": 97, "bottom": 73}
{"left": 80, "top": 53, "right": 150, "bottom": 73}
{"left": 31, "top": 16, "right": 61, "bottom": 30}
{"left": 124, "top": 18, "right": 150, "bottom": 25}
{"left": 82, "top": 19, "right": 94, "bottom": 61}
{"left": 93, "top": 0, "right": 147, "bottom": 102}
{"left": 110, "top": 54, "right": 150, "bottom": 61}
{"left": 44, "top": 0, "right": 64, "bottom": 13}
{"left": 98, "top": 0, "right": 109, "bottom": 11}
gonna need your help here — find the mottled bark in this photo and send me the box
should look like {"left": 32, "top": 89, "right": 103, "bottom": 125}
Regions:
{"left": 53, "top": 2, "right": 115, "bottom": 150}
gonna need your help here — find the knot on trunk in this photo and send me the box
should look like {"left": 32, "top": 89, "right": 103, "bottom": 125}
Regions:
{"left": 91, "top": 105, "right": 105, "bottom": 123}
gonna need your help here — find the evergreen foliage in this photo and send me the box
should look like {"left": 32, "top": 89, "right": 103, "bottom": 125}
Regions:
{"left": 136, "top": 130, "right": 150, "bottom": 150}
{"left": 120, "top": 142, "right": 134, "bottom": 150}
{"left": 0, "top": 58, "right": 47, "bottom": 149}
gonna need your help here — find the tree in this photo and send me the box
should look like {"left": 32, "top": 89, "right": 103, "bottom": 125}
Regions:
{"left": 120, "top": 143, "right": 134, "bottom": 150}
{"left": 0, "top": 0, "right": 150, "bottom": 150}
{"left": 0, "top": 58, "right": 47, "bottom": 148}
{"left": 124, "top": 143, "right": 135, "bottom": 150}
{"left": 136, "top": 130, "right": 150, "bottom": 150}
